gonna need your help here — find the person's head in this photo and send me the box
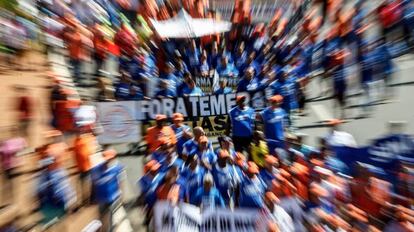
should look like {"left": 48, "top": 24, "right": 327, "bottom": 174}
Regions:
{"left": 328, "top": 118, "right": 342, "bottom": 131}
{"left": 218, "top": 150, "right": 230, "bottom": 167}
{"left": 264, "top": 155, "right": 278, "bottom": 171}
{"left": 246, "top": 161, "right": 259, "bottom": 178}
{"left": 183, "top": 72, "right": 192, "bottom": 83}
{"left": 201, "top": 50, "right": 207, "bottom": 62}
{"left": 155, "top": 114, "right": 167, "bottom": 128}
{"left": 219, "top": 79, "right": 227, "bottom": 89}
{"left": 253, "top": 130, "right": 265, "bottom": 143}
{"left": 193, "top": 127, "right": 205, "bottom": 140}
{"left": 165, "top": 62, "right": 174, "bottom": 74}
{"left": 172, "top": 113, "right": 184, "bottom": 126}
{"left": 269, "top": 95, "right": 283, "bottom": 109}
{"left": 203, "top": 173, "right": 214, "bottom": 191}
{"left": 218, "top": 136, "right": 231, "bottom": 150}
{"left": 245, "top": 67, "right": 255, "bottom": 80}
{"left": 264, "top": 191, "right": 279, "bottom": 210}
{"left": 235, "top": 95, "right": 246, "bottom": 108}
{"left": 187, "top": 78, "right": 196, "bottom": 89}
{"left": 198, "top": 136, "right": 209, "bottom": 151}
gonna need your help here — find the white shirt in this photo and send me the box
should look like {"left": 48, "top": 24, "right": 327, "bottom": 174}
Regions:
{"left": 326, "top": 130, "right": 357, "bottom": 147}
{"left": 271, "top": 204, "right": 294, "bottom": 232}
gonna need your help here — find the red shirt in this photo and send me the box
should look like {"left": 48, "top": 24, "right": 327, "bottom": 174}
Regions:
{"left": 17, "top": 96, "right": 32, "bottom": 120}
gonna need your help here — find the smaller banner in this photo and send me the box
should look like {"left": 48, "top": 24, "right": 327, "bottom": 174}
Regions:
{"left": 96, "top": 102, "right": 141, "bottom": 144}
{"left": 153, "top": 201, "right": 267, "bottom": 232}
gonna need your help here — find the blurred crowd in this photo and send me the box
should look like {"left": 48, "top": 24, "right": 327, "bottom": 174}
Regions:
{"left": 0, "top": 0, "right": 414, "bottom": 232}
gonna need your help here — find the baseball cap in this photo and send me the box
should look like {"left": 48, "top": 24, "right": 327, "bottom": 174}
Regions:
{"left": 172, "top": 113, "right": 184, "bottom": 121}
{"left": 269, "top": 95, "right": 283, "bottom": 103}
{"left": 155, "top": 114, "right": 167, "bottom": 121}
{"left": 247, "top": 161, "right": 259, "bottom": 174}
{"left": 235, "top": 95, "right": 246, "bottom": 103}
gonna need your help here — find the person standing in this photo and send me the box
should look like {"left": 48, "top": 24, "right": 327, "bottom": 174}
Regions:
{"left": 228, "top": 95, "right": 255, "bottom": 153}
{"left": 145, "top": 114, "right": 177, "bottom": 154}
{"left": 238, "top": 162, "right": 266, "bottom": 208}
{"left": 170, "top": 113, "right": 192, "bottom": 157}
{"left": 258, "top": 95, "right": 287, "bottom": 142}
{"left": 92, "top": 23, "right": 108, "bottom": 76}
{"left": 64, "top": 25, "right": 84, "bottom": 84}
{"left": 15, "top": 86, "right": 33, "bottom": 138}
{"left": 212, "top": 150, "right": 239, "bottom": 206}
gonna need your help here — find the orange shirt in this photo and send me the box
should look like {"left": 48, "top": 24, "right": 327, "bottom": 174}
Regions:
{"left": 67, "top": 31, "right": 83, "bottom": 60}
{"left": 145, "top": 126, "right": 177, "bottom": 153}
{"left": 74, "top": 133, "right": 97, "bottom": 172}
{"left": 157, "top": 183, "right": 180, "bottom": 203}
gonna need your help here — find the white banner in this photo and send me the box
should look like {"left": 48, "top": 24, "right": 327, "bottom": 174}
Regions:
{"left": 153, "top": 201, "right": 269, "bottom": 232}
{"left": 97, "top": 102, "right": 141, "bottom": 144}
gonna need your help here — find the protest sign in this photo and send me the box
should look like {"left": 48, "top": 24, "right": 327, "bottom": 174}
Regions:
{"left": 332, "top": 134, "right": 414, "bottom": 181}
{"left": 153, "top": 201, "right": 267, "bottom": 232}
{"left": 194, "top": 72, "right": 219, "bottom": 93}
{"left": 96, "top": 102, "right": 141, "bottom": 144}
{"left": 96, "top": 92, "right": 268, "bottom": 143}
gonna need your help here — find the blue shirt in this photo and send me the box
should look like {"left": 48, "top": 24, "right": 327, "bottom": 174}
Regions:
{"left": 259, "top": 169, "right": 275, "bottom": 188}
{"left": 260, "top": 107, "right": 286, "bottom": 141}
{"left": 186, "top": 49, "right": 200, "bottom": 68}
{"left": 170, "top": 124, "right": 191, "bottom": 155}
{"left": 212, "top": 164, "right": 236, "bottom": 203}
{"left": 239, "top": 77, "right": 261, "bottom": 92}
{"left": 181, "top": 166, "right": 206, "bottom": 201}
{"left": 159, "top": 73, "right": 178, "bottom": 92}
{"left": 229, "top": 106, "right": 255, "bottom": 137}
{"left": 159, "top": 157, "right": 184, "bottom": 174}
{"left": 214, "top": 87, "right": 233, "bottom": 95}
{"left": 217, "top": 63, "right": 239, "bottom": 77}
{"left": 155, "top": 88, "right": 176, "bottom": 98}
{"left": 269, "top": 79, "right": 298, "bottom": 111}
{"left": 191, "top": 187, "right": 225, "bottom": 208}
{"left": 182, "top": 86, "right": 204, "bottom": 96}
{"left": 234, "top": 52, "right": 247, "bottom": 72}
{"left": 182, "top": 139, "right": 214, "bottom": 156}
{"left": 115, "top": 82, "right": 130, "bottom": 100}
{"left": 238, "top": 176, "right": 266, "bottom": 208}
{"left": 199, "top": 60, "right": 209, "bottom": 74}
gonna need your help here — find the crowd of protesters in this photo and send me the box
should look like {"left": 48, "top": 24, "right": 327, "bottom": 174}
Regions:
{"left": 0, "top": 0, "right": 414, "bottom": 231}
